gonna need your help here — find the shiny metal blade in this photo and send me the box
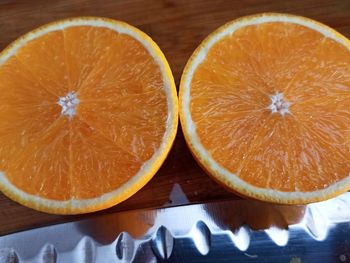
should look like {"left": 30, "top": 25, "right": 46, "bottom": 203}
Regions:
{"left": 1, "top": 192, "right": 350, "bottom": 263}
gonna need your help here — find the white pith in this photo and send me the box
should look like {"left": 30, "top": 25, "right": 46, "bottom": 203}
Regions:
{"left": 0, "top": 18, "right": 177, "bottom": 212}
{"left": 58, "top": 91, "right": 80, "bottom": 119}
{"left": 268, "top": 92, "right": 290, "bottom": 116}
{"left": 181, "top": 14, "right": 350, "bottom": 202}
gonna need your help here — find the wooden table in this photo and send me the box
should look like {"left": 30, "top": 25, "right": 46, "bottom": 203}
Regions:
{"left": 0, "top": 0, "right": 349, "bottom": 236}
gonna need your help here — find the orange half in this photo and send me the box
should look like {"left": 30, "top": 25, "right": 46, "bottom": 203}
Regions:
{"left": 180, "top": 13, "right": 350, "bottom": 204}
{"left": 0, "top": 17, "right": 178, "bottom": 214}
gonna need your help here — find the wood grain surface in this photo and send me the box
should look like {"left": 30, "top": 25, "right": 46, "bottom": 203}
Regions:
{"left": 0, "top": 0, "right": 349, "bottom": 236}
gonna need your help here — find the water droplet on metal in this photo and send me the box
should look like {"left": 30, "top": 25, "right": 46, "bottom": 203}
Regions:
{"left": 151, "top": 226, "right": 174, "bottom": 260}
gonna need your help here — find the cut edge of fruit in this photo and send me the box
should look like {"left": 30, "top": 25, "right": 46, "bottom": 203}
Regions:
{"left": 179, "top": 12, "right": 350, "bottom": 204}
{"left": 0, "top": 17, "right": 178, "bottom": 214}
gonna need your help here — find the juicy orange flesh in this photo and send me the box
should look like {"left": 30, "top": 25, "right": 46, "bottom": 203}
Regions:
{"left": 190, "top": 22, "right": 350, "bottom": 192}
{"left": 0, "top": 26, "right": 168, "bottom": 200}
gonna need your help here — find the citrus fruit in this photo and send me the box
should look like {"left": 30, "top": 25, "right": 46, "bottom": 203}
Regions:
{"left": 179, "top": 13, "right": 350, "bottom": 204}
{"left": 0, "top": 17, "right": 178, "bottom": 214}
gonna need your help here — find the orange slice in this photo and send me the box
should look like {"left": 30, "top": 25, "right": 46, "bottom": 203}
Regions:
{"left": 0, "top": 17, "right": 178, "bottom": 214}
{"left": 179, "top": 13, "right": 350, "bottom": 204}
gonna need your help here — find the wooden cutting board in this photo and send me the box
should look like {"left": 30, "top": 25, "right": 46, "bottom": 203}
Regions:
{"left": 0, "top": 0, "right": 349, "bottom": 236}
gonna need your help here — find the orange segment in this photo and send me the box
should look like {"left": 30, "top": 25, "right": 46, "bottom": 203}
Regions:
{"left": 238, "top": 115, "right": 296, "bottom": 191}
{"left": 192, "top": 108, "right": 271, "bottom": 174}
{"left": 0, "top": 103, "right": 60, "bottom": 168}
{"left": 290, "top": 120, "right": 347, "bottom": 190}
{"left": 6, "top": 118, "right": 70, "bottom": 200}
{"left": 70, "top": 117, "right": 142, "bottom": 199}
{"left": 0, "top": 57, "right": 56, "bottom": 106}
{"left": 0, "top": 57, "right": 61, "bottom": 168}
{"left": 78, "top": 33, "right": 164, "bottom": 98}
{"left": 63, "top": 26, "right": 122, "bottom": 90}
{"left": 14, "top": 30, "right": 69, "bottom": 97}
{"left": 286, "top": 37, "right": 350, "bottom": 102}
{"left": 180, "top": 13, "right": 350, "bottom": 204}
{"left": 75, "top": 32, "right": 168, "bottom": 161}
{"left": 0, "top": 17, "right": 178, "bottom": 214}
{"left": 78, "top": 91, "right": 167, "bottom": 162}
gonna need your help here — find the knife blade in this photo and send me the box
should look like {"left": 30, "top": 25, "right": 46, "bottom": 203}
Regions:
{"left": 1, "top": 192, "right": 350, "bottom": 263}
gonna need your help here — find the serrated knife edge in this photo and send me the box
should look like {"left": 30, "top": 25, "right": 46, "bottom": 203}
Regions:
{"left": 1, "top": 192, "right": 350, "bottom": 263}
